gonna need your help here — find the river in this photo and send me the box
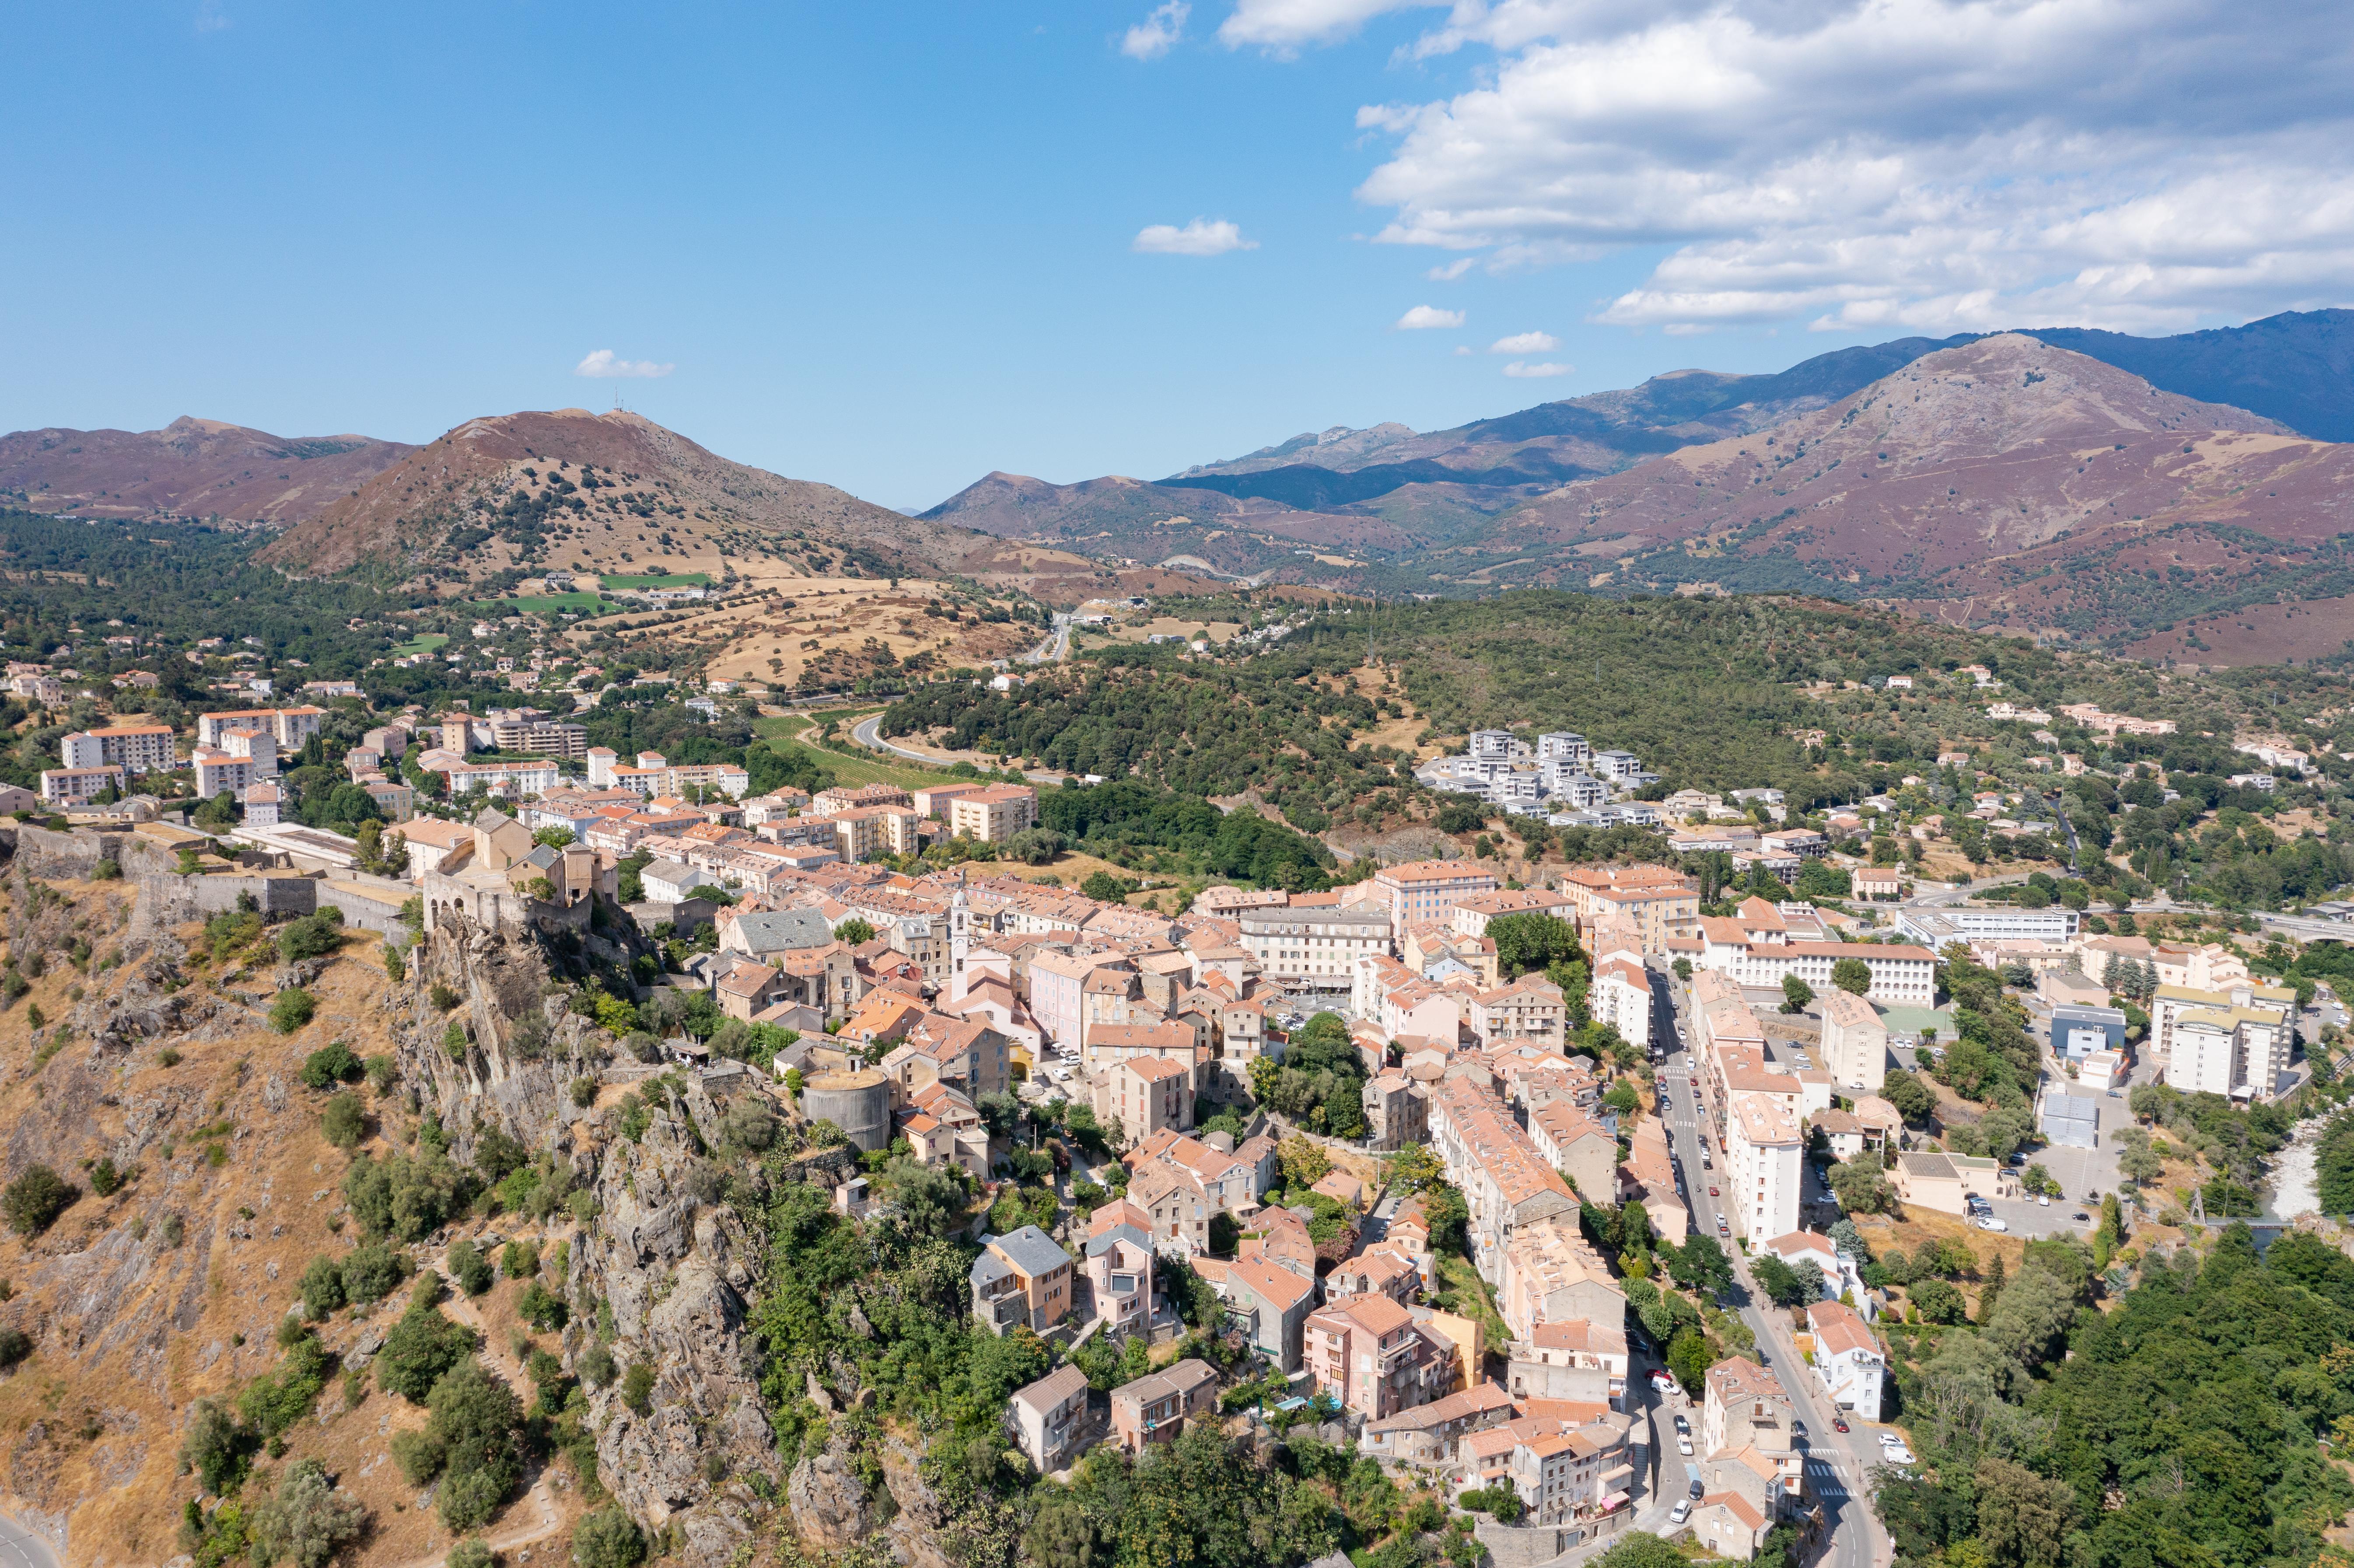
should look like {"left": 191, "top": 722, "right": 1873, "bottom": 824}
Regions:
{"left": 2261, "top": 1112, "right": 2326, "bottom": 1220}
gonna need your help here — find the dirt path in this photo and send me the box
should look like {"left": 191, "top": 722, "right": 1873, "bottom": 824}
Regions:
{"left": 381, "top": 1261, "right": 566, "bottom": 1568}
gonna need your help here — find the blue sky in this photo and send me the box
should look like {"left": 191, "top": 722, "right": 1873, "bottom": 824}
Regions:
{"left": 6, "top": 0, "right": 2349, "bottom": 511}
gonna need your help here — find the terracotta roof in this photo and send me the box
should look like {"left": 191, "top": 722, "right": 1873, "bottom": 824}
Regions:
{"left": 1228, "top": 1257, "right": 1317, "bottom": 1312}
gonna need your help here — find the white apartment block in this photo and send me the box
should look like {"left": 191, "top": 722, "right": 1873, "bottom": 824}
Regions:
{"left": 448, "top": 760, "right": 563, "bottom": 799}
{"left": 40, "top": 766, "right": 125, "bottom": 806}
{"left": 1816, "top": 988, "right": 1888, "bottom": 1092}
{"left": 946, "top": 785, "right": 1037, "bottom": 842}
{"left": 1536, "top": 732, "right": 1591, "bottom": 767}
{"left": 196, "top": 706, "right": 326, "bottom": 750}
{"left": 1239, "top": 900, "right": 1392, "bottom": 988}
{"left": 61, "top": 724, "right": 176, "bottom": 774}
{"left": 1725, "top": 1091, "right": 1802, "bottom": 1241}
{"left": 1469, "top": 729, "right": 1531, "bottom": 760}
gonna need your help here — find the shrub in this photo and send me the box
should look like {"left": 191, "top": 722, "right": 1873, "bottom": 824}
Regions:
{"left": 339, "top": 1241, "right": 406, "bottom": 1304}
{"left": 448, "top": 1239, "right": 495, "bottom": 1296}
{"left": 501, "top": 1240, "right": 539, "bottom": 1280}
{"left": 246, "top": 1457, "right": 367, "bottom": 1568}
{"left": 322, "top": 1091, "right": 367, "bottom": 1150}
{"left": 621, "top": 1359, "right": 655, "bottom": 1416}
{"left": 180, "top": 1396, "right": 245, "bottom": 1494}
{"left": 381, "top": 944, "right": 406, "bottom": 983}
{"left": 719, "top": 1098, "right": 776, "bottom": 1152}
{"left": 570, "top": 1076, "right": 599, "bottom": 1109}
{"left": 365, "top": 1054, "right": 396, "bottom": 1093}
{"left": 90, "top": 859, "right": 120, "bottom": 880}
{"left": 299, "top": 1041, "right": 364, "bottom": 1090}
{"left": 446, "top": 1543, "right": 498, "bottom": 1568}
{"left": 517, "top": 1280, "right": 568, "bottom": 1331}
{"left": 443, "top": 1020, "right": 469, "bottom": 1060}
{"left": 343, "top": 1149, "right": 471, "bottom": 1242}
{"left": 276, "top": 913, "right": 344, "bottom": 964}
{"left": 2, "top": 1165, "right": 76, "bottom": 1236}
{"left": 572, "top": 1507, "right": 647, "bottom": 1568}
{"left": 87, "top": 1157, "right": 126, "bottom": 1198}
{"left": 269, "top": 988, "right": 317, "bottom": 1034}
{"left": 578, "top": 1343, "right": 616, "bottom": 1388}
{"left": 156, "top": 1047, "right": 182, "bottom": 1068}
{"left": 298, "top": 1254, "right": 347, "bottom": 1319}
{"left": 0, "top": 1327, "right": 32, "bottom": 1369}
{"left": 376, "top": 1300, "right": 480, "bottom": 1402}
{"left": 430, "top": 983, "right": 461, "bottom": 1011}
{"left": 423, "top": 1358, "right": 525, "bottom": 1531}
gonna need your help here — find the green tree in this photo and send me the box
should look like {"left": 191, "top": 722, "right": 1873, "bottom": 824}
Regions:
{"left": 833, "top": 916, "right": 877, "bottom": 946}
{"left": 446, "top": 1238, "right": 494, "bottom": 1296}
{"left": 376, "top": 1301, "right": 479, "bottom": 1402}
{"left": 1910, "top": 1278, "right": 1967, "bottom": 1324}
{"left": 1751, "top": 1254, "right": 1816, "bottom": 1308}
{"left": 298, "top": 1041, "right": 364, "bottom": 1089}
{"left": 1780, "top": 974, "right": 1815, "bottom": 1014}
{"left": 1830, "top": 957, "right": 1873, "bottom": 996}
{"left": 1827, "top": 1153, "right": 1894, "bottom": 1215}
{"left": 1973, "top": 1456, "right": 2076, "bottom": 1568}
{"left": 1667, "top": 1328, "right": 1716, "bottom": 1394}
{"left": 179, "top": 1397, "right": 245, "bottom": 1494}
{"left": 1489, "top": 912, "right": 1583, "bottom": 980}
{"left": 270, "top": 988, "right": 318, "bottom": 1034}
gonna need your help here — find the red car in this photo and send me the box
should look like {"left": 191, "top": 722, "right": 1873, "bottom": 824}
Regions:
{"left": 1707, "top": 1185, "right": 1719, "bottom": 1197}
{"left": 1832, "top": 1416, "right": 1850, "bottom": 1434}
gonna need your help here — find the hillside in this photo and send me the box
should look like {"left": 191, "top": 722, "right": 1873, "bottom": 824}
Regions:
{"left": 1489, "top": 334, "right": 2354, "bottom": 646}
{"left": 255, "top": 407, "right": 1048, "bottom": 587}
{"left": 0, "top": 417, "right": 415, "bottom": 526}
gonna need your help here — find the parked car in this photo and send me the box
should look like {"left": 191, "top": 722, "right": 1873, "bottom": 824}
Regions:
{"left": 1717, "top": 1217, "right": 1731, "bottom": 1237}
{"left": 1689, "top": 1478, "right": 1705, "bottom": 1500}
{"left": 1673, "top": 1414, "right": 1690, "bottom": 1433}
{"left": 1650, "top": 1370, "right": 1677, "bottom": 1392}
{"left": 1976, "top": 1215, "right": 2010, "bottom": 1233}
{"left": 2037, "top": 1194, "right": 2051, "bottom": 1207}
{"left": 1884, "top": 1446, "right": 1917, "bottom": 1465}
{"left": 1671, "top": 1500, "right": 1693, "bottom": 1525}
{"left": 1677, "top": 1436, "right": 1694, "bottom": 1456}
{"left": 2072, "top": 1211, "right": 2091, "bottom": 1222}
{"left": 1832, "top": 1416, "right": 1850, "bottom": 1434}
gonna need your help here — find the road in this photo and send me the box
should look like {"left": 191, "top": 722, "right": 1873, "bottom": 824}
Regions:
{"left": 848, "top": 714, "right": 1071, "bottom": 786}
{"left": 0, "top": 1509, "right": 58, "bottom": 1568}
{"left": 1654, "top": 975, "right": 1891, "bottom": 1568}
{"left": 1021, "top": 613, "right": 1070, "bottom": 664}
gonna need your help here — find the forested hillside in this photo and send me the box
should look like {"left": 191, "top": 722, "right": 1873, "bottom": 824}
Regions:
{"left": 1875, "top": 1225, "right": 2354, "bottom": 1568}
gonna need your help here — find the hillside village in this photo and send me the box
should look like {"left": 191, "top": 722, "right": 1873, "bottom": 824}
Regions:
{"left": 3, "top": 608, "right": 2342, "bottom": 1568}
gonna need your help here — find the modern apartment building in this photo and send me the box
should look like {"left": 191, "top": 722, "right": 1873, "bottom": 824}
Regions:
{"left": 1725, "top": 1091, "right": 1803, "bottom": 1240}
{"left": 1238, "top": 897, "right": 1391, "bottom": 988}
{"left": 947, "top": 784, "right": 1038, "bottom": 842}
{"left": 60, "top": 723, "right": 176, "bottom": 774}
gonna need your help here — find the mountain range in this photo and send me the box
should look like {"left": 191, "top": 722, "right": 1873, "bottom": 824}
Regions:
{"left": 8, "top": 310, "right": 2354, "bottom": 659}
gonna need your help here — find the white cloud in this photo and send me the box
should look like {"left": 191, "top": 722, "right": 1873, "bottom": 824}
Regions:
{"left": 1122, "top": 0, "right": 1190, "bottom": 59}
{"left": 1488, "top": 330, "right": 1559, "bottom": 353}
{"left": 1503, "top": 360, "right": 1572, "bottom": 377}
{"left": 1220, "top": 0, "right": 1418, "bottom": 50}
{"left": 1426, "top": 257, "right": 1476, "bottom": 280}
{"left": 574, "top": 350, "right": 675, "bottom": 380}
{"left": 1453, "top": 345, "right": 1473, "bottom": 355}
{"left": 1320, "top": 0, "right": 2354, "bottom": 332}
{"left": 1394, "top": 304, "right": 1465, "bottom": 329}
{"left": 1133, "top": 217, "right": 1258, "bottom": 255}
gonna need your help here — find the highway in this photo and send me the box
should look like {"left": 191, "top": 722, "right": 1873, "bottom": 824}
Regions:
{"left": 1647, "top": 976, "right": 1892, "bottom": 1568}
{"left": 0, "top": 1509, "right": 59, "bottom": 1568}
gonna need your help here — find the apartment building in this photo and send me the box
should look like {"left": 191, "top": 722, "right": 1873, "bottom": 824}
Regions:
{"left": 830, "top": 803, "right": 923, "bottom": 862}
{"left": 1699, "top": 899, "right": 1935, "bottom": 1005}
{"left": 1817, "top": 988, "right": 1888, "bottom": 1092}
{"left": 946, "top": 784, "right": 1038, "bottom": 842}
{"left": 1303, "top": 1294, "right": 1448, "bottom": 1421}
{"left": 1427, "top": 1076, "right": 1579, "bottom": 1284}
{"left": 1557, "top": 865, "right": 1700, "bottom": 953}
{"left": 1450, "top": 888, "right": 1574, "bottom": 937}
{"left": 1724, "top": 1091, "right": 1804, "bottom": 1240}
{"left": 1498, "top": 1219, "right": 1625, "bottom": 1341}
{"left": 1102, "top": 1055, "right": 1193, "bottom": 1144}
{"left": 1109, "top": 1359, "right": 1219, "bottom": 1452}
{"left": 1470, "top": 974, "right": 1567, "bottom": 1051}
{"left": 1373, "top": 861, "right": 1502, "bottom": 934}
{"left": 40, "top": 765, "right": 125, "bottom": 806}
{"left": 2155, "top": 980, "right": 2297, "bottom": 1099}
{"left": 447, "top": 760, "right": 563, "bottom": 799}
{"left": 1238, "top": 898, "right": 1392, "bottom": 988}
{"left": 1588, "top": 958, "right": 1653, "bottom": 1051}
{"left": 1701, "top": 1357, "right": 1801, "bottom": 1503}
{"left": 60, "top": 723, "right": 176, "bottom": 774}
{"left": 489, "top": 718, "right": 589, "bottom": 758}
{"left": 197, "top": 706, "right": 326, "bottom": 750}
{"left": 1506, "top": 1319, "right": 1630, "bottom": 1408}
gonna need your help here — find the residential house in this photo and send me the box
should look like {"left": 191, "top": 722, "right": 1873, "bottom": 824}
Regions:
{"left": 1806, "top": 1301, "right": 1885, "bottom": 1416}
{"left": 1008, "top": 1365, "right": 1092, "bottom": 1475}
{"left": 1221, "top": 1258, "right": 1319, "bottom": 1372}
{"left": 1304, "top": 1294, "right": 1449, "bottom": 1420}
{"left": 970, "top": 1226, "right": 1075, "bottom": 1336}
{"left": 1817, "top": 988, "right": 1888, "bottom": 1092}
{"left": 1109, "top": 1360, "right": 1219, "bottom": 1453}
{"left": 1506, "top": 1320, "right": 1629, "bottom": 1408}
{"left": 1082, "top": 1200, "right": 1157, "bottom": 1339}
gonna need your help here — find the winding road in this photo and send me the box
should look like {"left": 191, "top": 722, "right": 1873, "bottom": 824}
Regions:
{"left": 0, "top": 1511, "right": 58, "bottom": 1568}
{"left": 849, "top": 714, "right": 1070, "bottom": 786}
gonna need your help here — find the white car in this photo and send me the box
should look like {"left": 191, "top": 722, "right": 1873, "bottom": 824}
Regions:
{"left": 1976, "top": 1215, "right": 2010, "bottom": 1233}
{"left": 1670, "top": 1500, "right": 1693, "bottom": 1525}
{"left": 2037, "top": 1194, "right": 2051, "bottom": 1207}
{"left": 1883, "top": 1446, "right": 1917, "bottom": 1466}
{"left": 1677, "top": 1436, "right": 1694, "bottom": 1456}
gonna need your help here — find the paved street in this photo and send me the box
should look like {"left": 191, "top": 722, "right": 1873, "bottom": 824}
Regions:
{"left": 0, "top": 1510, "right": 58, "bottom": 1568}
{"left": 1658, "top": 975, "right": 1893, "bottom": 1568}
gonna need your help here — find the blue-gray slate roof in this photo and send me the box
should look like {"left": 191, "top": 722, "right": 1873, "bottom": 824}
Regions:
{"left": 985, "top": 1225, "right": 1072, "bottom": 1278}
{"left": 730, "top": 908, "right": 835, "bottom": 954}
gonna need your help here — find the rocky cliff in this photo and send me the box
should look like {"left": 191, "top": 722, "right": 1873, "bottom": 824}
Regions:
{"left": 0, "top": 835, "right": 844, "bottom": 1568}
